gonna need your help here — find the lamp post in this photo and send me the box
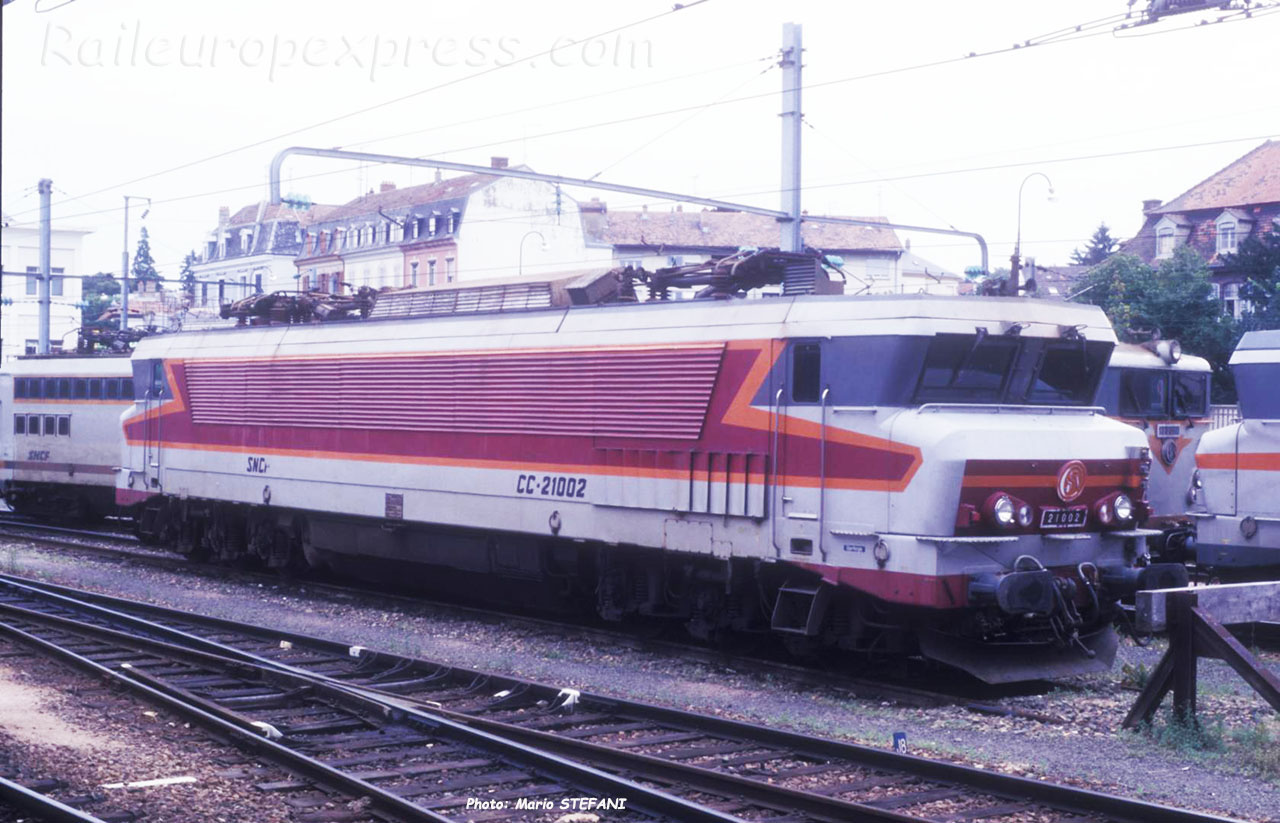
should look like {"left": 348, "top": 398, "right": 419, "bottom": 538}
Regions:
{"left": 120, "top": 195, "right": 151, "bottom": 330}
{"left": 1011, "top": 172, "right": 1054, "bottom": 296}
{"left": 518, "top": 230, "right": 546, "bottom": 278}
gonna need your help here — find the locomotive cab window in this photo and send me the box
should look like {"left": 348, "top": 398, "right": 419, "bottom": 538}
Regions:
{"left": 13, "top": 415, "right": 25, "bottom": 435}
{"left": 1172, "top": 371, "right": 1209, "bottom": 418}
{"left": 122, "top": 378, "right": 136, "bottom": 400}
{"left": 27, "top": 415, "right": 41, "bottom": 435}
{"left": 1118, "top": 369, "right": 1167, "bottom": 417}
{"left": 914, "top": 332, "right": 1018, "bottom": 403}
{"left": 43, "top": 416, "right": 56, "bottom": 436}
{"left": 1024, "top": 342, "right": 1109, "bottom": 405}
{"left": 57, "top": 416, "right": 70, "bottom": 436}
{"left": 791, "top": 343, "right": 822, "bottom": 403}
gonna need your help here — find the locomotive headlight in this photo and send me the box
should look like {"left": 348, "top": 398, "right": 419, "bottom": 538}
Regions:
{"left": 1016, "top": 503, "right": 1034, "bottom": 528}
{"left": 1097, "top": 501, "right": 1113, "bottom": 525}
{"left": 992, "top": 495, "right": 1016, "bottom": 527}
{"left": 1191, "top": 470, "right": 1204, "bottom": 489}
{"left": 1113, "top": 493, "right": 1134, "bottom": 522}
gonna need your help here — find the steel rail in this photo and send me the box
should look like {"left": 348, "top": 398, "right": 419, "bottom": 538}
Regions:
{"left": 0, "top": 601, "right": 745, "bottom": 823}
{"left": 0, "top": 573, "right": 1248, "bottom": 823}
{"left": 0, "top": 775, "right": 109, "bottom": 823}
{"left": 0, "top": 526, "right": 966, "bottom": 707}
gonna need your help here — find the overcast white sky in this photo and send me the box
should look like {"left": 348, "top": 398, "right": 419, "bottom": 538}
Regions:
{"left": 3, "top": 0, "right": 1278, "bottom": 279}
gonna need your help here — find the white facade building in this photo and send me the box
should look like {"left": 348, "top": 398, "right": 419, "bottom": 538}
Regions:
{"left": 0, "top": 213, "right": 92, "bottom": 364}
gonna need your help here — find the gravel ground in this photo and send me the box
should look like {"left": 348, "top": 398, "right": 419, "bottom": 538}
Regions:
{"left": 0, "top": 639, "right": 312, "bottom": 823}
{"left": 2, "top": 538, "right": 1279, "bottom": 822}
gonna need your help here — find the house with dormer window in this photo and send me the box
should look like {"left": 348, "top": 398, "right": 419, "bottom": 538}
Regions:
{"left": 294, "top": 157, "right": 608, "bottom": 294}
{"left": 1120, "top": 140, "right": 1280, "bottom": 318}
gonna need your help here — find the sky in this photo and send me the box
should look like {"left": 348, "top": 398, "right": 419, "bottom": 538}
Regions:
{"left": 2, "top": 0, "right": 1279, "bottom": 280}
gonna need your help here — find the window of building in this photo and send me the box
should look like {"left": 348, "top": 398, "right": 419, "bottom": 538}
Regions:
{"left": 410, "top": 260, "right": 419, "bottom": 286}
{"left": 1217, "top": 222, "right": 1237, "bottom": 254}
{"left": 105, "top": 379, "right": 119, "bottom": 400}
{"left": 89, "top": 379, "right": 102, "bottom": 399}
{"left": 428, "top": 259, "right": 437, "bottom": 286}
{"left": 122, "top": 378, "right": 136, "bottom": 400}
{"left": 58, "top": 416, "right": 70, "bottom": 436}
{"left": 428, "top": 215, "right": 438, "bottom": 234}
{"left": 73, "top": 379, "right": 88, "bottom": 399}
{"left": 445, "top": 258, "right": 455, "bottom": 283}
{"left": 58, "top": 378, "right": 71, "bottom": 398}
{"left": 1223, "top": 282, "right": 1241, "bottom": 319}
{"left": 25, "top": 268, "right": 37, "bottom": 294}
{"left": 43, "top": 378, "right": 57, "bottom": 398}
{"left": 24, "top": 340, "right": 38, "bottom": 355}
{"left": 1156, "top": 228, "right": 1175, "bottom": 259}
{"left": 14, "top": 378, "right": 28, "bottom": 399}
{"left": 448, "top": 211, "right": 458, "bottom": 232}
{"left": 14, "top": 415, "right": 25, "bottom": 435}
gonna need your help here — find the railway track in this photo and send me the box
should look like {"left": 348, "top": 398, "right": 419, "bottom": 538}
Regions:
{"left": 0, "top": 519, "right": 1034, "bottom": 709}
{"left": 0, "top": 572, "right": 1247, "bottom": 823}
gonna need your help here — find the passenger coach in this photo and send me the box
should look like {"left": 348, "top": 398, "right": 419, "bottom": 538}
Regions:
{"left": 115, "top": 253, "right": 1180, "bottom": 683}
{"left": 1, "top": 355, "right": 136, "bottom": 519}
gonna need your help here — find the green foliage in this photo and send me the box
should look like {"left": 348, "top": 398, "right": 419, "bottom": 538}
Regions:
{"left": 1226, "top": 230, "right": 1280, "bottom": 329}
{"left": 130, "top": 226, "right": 161, "bottom": 288}
{"left": 1149, "top": 711, "right": 1225, "bottom": 754}
{"left": 1070, "top": 222, "right": 1119, "bottom": 266}
{"left": 179, "top": 250, "right": 198, "bottom": 302}
{"left": 1120, "top": 661, "right": 1150, "bottom": 690}
{"left": 1075, "top": 249, "right": 1242, "bottom": 401}
{"left": 1230, "top": 719, "right": 1280, "bottom": 779}
{"left": 81, "top": 272, "right": 120, "bottom": 327}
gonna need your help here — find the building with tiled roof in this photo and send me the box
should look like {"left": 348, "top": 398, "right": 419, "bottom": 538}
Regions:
{"left": 294, "top": 158, "right": 611, "bottom": 294}
{"left": 190, "top": 198, "right": 338, "bottom": 313}
{"left": 580, "top": 199, "right": 961, "bottom": 295}
{"left": 1119, "top": 140, "right": 1280, "bottom": 317}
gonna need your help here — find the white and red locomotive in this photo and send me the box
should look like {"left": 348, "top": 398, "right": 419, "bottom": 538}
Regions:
{"left": 1190, "top": 330, "right": 1280, "bottom": 573}
{"left": 110, "top": 254, "right": 1182, "bottom": 683}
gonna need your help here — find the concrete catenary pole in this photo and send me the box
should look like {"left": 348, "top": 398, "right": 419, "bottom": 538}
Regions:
{"left": 779, "top": 22, "right": 803, "bottom": 253}
{"left": 37, "top": 179, "right": 52, "bottom": 355}
{"left": 120, "top": 196, "right": 130, "bottom": 331}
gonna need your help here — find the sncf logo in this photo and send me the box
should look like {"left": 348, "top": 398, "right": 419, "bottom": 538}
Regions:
{"left": 1056, "top": 460, "right": 1088, "bottom": 503}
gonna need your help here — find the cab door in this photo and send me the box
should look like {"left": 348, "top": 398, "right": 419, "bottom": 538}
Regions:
{"left": 774, "top": 340, "right": 827, "bottom": 560}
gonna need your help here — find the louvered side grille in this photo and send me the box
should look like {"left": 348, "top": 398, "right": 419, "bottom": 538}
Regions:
{"left": 183, "top": 344, "right": 726, "bottom": 439}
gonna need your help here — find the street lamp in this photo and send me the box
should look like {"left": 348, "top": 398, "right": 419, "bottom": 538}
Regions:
{"left": 1011, "top": 172, "right": 1054, "bottom": 295}
{"left": 518, "top": 230, "right": 547, "bottom": 278}
{"left": 121, "top": 195, "right": 151, "bottom": 330}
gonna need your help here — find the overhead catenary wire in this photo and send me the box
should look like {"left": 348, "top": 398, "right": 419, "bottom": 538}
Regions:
{"left": 2, "top": 0, "right": 714, "bottom": 222}
{"left": 11, "top": 0, "right": 1276, "bottom": 226}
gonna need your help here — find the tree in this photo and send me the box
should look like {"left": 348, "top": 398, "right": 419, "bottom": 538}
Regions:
{"left": 131, "top": 226, "right": 161, "bottom": 290}
{"left": 1226, "top": 230, "right": 1280, "bottom": 329}
{"left": 1075, "top": 248, "right": 1242, "bottom": 400}
{"left": 179, "top": 250, "right": 198, "bottom": 304}
{"left": 1070, "top": 223, "right": 1119, "bottom": 266}
{"left": 81, "top": 273, "right": 120, "bottom": 327}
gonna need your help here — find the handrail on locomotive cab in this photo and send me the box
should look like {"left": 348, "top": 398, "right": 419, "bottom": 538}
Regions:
{"left": 818, "top": 387, "right": 830, "bottom": 562}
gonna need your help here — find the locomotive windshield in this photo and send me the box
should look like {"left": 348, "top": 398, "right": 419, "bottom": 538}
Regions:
{"left": 1104, "top": 368, "right": 1210, "bottom": 419}
{"left": 912, "top": 333, "right": 1109, "bottom": 406}
{"left": 1234, "top": 363, "right": 1280, "bottom": 419}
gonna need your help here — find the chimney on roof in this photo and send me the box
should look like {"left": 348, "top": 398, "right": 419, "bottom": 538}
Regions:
{"left": 641, "top": 204, "right": 649, "bottom": 220}
{"left": 380, "top": 181, "right": 396, "bottom": 192}
{"left": 582, "top": 197, "right": 607, "bottom": 213}
{"left": 434, "top": 169, "right": 442, "bottom": 183}
{"left": 1143, "top": 198, "right": 1163, "bottom": 213}
{"left": 218, "top": 206, "right": 230, "bottom": 227}
{"left": 490, "top": 156, "right": 509, "bottom": 169}
{"left": 675, "top": 204, "right": 683, "bottom": 212}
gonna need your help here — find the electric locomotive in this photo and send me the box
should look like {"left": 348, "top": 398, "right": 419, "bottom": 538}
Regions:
{"left": 1189, "top": 329, "right": 1280, "bottom": 573}
{"left": 116, "top": 252, "right": 1182, "bottom": 683}
{"left": 1096, "top": 341, "right": 1213, "bottom": 562}
{"left": 1, "top": 354, "right": 136, "bottom": 519}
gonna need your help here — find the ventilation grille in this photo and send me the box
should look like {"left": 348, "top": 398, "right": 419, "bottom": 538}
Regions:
{"left": 369, "top": 282, "right": 554, "bottom": 320}
{"left": 184, "top": 343, "right": 726, "bottom": 440}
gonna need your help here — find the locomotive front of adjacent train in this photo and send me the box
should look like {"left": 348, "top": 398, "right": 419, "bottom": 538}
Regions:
{"left": 773, "top": 297, "right": 1185, "bottom": 683}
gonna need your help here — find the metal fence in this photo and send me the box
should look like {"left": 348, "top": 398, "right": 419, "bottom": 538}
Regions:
{"left": 1210, "top": 404, "right": 1241, "bottom": 429}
